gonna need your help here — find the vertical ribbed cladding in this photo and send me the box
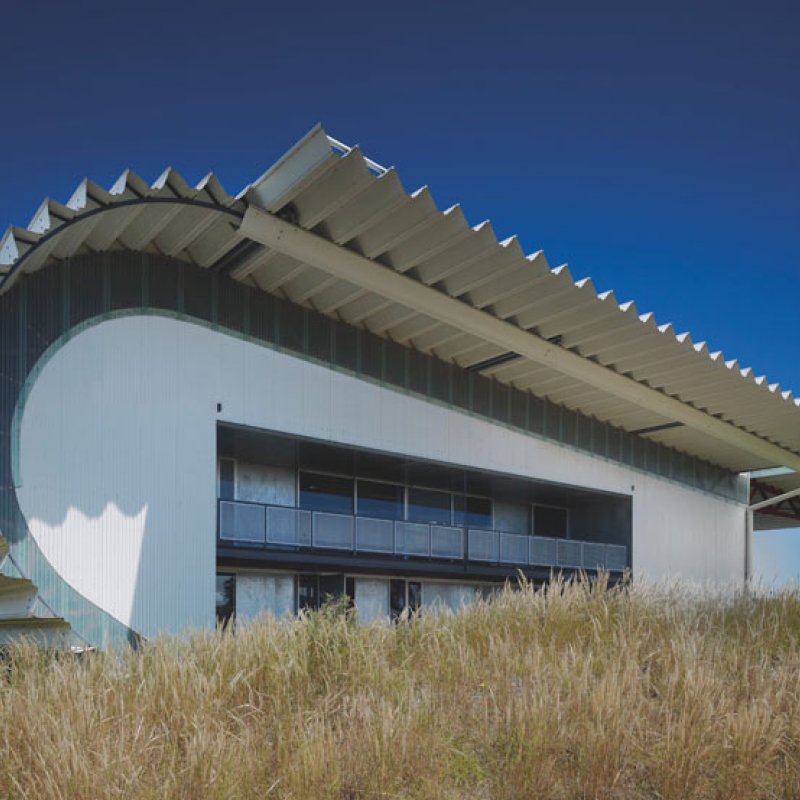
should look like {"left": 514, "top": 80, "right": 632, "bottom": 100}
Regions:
{"left": 0, "top": 256, "right": 139, "bottom": 648}
{"left": 0, "top": 246, "right": 748, "bottom": 646}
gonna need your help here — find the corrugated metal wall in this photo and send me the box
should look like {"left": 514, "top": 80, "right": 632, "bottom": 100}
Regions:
{"left": 0, "top": 252, "right": 747, "bottom": 646}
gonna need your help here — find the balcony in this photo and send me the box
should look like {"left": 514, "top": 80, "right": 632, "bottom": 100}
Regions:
{"left": 218, "top": 500, "right": 627, "bottom": 572}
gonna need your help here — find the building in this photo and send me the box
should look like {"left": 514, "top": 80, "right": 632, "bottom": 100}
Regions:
{"left": 0, "top": 126, "right": 798, "bottom": 647}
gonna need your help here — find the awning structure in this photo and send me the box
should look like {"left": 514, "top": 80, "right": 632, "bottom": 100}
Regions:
{"left": 2, "top": 124, "right": 799, "bottom": 481}
{"left": 751, "top": 471, "right": 800, "bottom": 530}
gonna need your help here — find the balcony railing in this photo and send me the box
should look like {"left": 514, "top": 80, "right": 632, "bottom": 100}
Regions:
{"left": 218, "top": 500, "right": 627, "bottom": 572}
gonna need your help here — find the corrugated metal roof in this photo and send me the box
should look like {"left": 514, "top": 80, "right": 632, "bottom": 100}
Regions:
{"left": 2, "top": 124, "right": 799, "bottom": 477}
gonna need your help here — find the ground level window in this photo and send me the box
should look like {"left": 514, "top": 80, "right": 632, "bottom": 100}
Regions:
{"left": 216, "top": 573, "right": 236, "bottom": 627}
{"left": 390, "top": 579, "right": 422, "bottom": 620}
{"left": 297, "top": 574, "right": 353, "bottom": 611}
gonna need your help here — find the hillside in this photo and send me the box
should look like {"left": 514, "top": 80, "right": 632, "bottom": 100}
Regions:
{"left": 2, "top": 578, "right": 800, "bottom": 799}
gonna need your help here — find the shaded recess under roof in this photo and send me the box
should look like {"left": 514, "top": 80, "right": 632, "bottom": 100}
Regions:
{"left": 2, "top": 124, "right": 799, "bottom": 477}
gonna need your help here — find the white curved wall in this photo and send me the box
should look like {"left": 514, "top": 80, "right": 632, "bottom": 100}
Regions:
{"left": 16, "top": 315, "right": 746, "bottom": 638}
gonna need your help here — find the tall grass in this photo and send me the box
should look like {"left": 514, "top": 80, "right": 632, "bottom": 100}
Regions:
{"left": 3, "top": 577, "right": 800, "bottom": 799}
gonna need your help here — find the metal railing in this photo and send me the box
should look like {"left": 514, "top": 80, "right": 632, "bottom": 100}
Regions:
{"left": 218, "top": 500, "right": 627, "bottom": 572}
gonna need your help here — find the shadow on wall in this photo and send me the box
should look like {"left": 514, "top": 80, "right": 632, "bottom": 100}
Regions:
{"left": 15, "top": 313, "right": 223, "bottom": 642}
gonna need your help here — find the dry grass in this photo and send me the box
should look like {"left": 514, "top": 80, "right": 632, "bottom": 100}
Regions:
{"left": 2, "top": 577, "right": 800, "bottom": 799}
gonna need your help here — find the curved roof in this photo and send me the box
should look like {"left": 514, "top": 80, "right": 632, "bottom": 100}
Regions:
{"left": 2, "top": 124, "right": 799, "bottom": 476}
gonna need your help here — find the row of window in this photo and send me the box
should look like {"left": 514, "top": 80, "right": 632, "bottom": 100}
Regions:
{"left": 299, "top": 472, "right": 494, "bottom": 528}
{"left": 219, "top": 458, "right": 569, "bottom": 537}
{"left": 215, "top": 572, "right": 422, "bottom": 625}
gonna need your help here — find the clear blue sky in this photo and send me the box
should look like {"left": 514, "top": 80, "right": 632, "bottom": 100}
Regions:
{"left": 2, "top": 0, "right": 798, "bottom": 581}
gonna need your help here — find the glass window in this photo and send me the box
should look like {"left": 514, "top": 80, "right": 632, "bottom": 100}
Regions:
{"left": 407, "top": 487, "right": 451, "bottom": 525}
{"left": 357, "top": 480, "right": 404, "bottom": 521}
{"left": 390, "top": 579, "right": 422, "bottom": 620}
{"left": 319, "top": 574, "right": 346, "bottom": 605}
{"left": 297, "top": 575, "right": 318, "bottom": 611}
{"left": 534, "top": 506, "right": 568, "bottom": 539}
{"left": 299, "top": 473, "right": 354, "bottom": 514}
{"left": 454, "top": 495, "right": 492, "bottom": 529}
{"left": 215, "top": 573, "right": 236, "bottom": 627}
{"left": 408, "top": 581, "right": 421, "bottom": 613}
{"left": 219, "top": 458, "right": 235, "bottom": 500}
{"left": 390, "top": 579, "right": 407, "bottom": 621}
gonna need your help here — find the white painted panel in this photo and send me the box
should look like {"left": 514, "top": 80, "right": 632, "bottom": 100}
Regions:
{"left": 16, "top": 314, "right": 746, "bottom": 640}
{"left": 236, "top": 573, "right": 295, "bottom": 620}
{"left": 236, "top": 462, "right": 295, "bottom": 506}
{"left": 355, "top": 578, "right": 389, "bottom": 623}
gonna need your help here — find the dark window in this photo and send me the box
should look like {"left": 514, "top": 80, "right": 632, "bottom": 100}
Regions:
{"left": 215, "top": 573, "right": 236, "bottom": 627}
{"left": 297, "top": 575, "right": 318, "bottom": 611}
{"left": 407, "top": 487, "right": 451, "bottom": 525}
{"left": 390, "top": 579, "right": 406, "bottom": 621}
{"left": 454, "top": 495, "right": 492, "bottom": 529}
{"left": 408, "top": 581, "right": 421, "bottom": 613}
{"left": 357, "top": 480, "right": 404, "bottom": 521}
{"left": 319, "top": 574, "right": 346, "bottom": 605}
{"left": 534, "top": 506, "right": 568, "bottom": 539}
{"left": 219, "top": 458, "right": 235, "bottom": 500}
{"left": 390, "top": 579, "right": 422, "bottom": 620}
{"left": 299, "top": 472, "right": 354, "bottom": 514}
{"left": 345, "top": 577, "right": 356, "bottom": 607}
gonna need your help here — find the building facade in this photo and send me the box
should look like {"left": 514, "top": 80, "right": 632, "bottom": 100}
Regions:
{"left": 1, "top": 127, "right": 797, "bottom": 647}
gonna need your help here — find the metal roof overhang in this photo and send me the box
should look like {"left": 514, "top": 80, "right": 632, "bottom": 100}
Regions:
{"left": 2, "top": 123, "right": 800, "bottom": 481}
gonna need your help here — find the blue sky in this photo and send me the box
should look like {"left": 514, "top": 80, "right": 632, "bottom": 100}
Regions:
{"left": 2, "top": 0, "right": 798, "bottom": 580}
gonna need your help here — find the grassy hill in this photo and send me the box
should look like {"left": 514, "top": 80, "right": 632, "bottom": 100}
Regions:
{"left": 2, "top": 578, "right": 800, "bottom": 799}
